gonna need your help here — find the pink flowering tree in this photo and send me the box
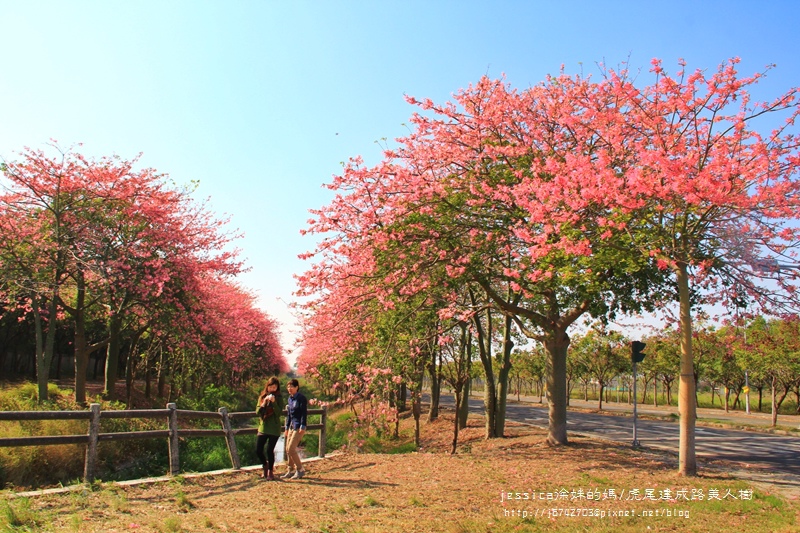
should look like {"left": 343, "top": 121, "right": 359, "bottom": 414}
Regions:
{"left": 0, "top": 145, "right": 286, "bottom": 403}
{"left": 299, "top": 76, "right": 665, "bottom": 447}
{"left": 296, "top": 277, "right": 445, "bottom": 447}
{"left": 568, "top": 59, "right": 800, "bottom": 475}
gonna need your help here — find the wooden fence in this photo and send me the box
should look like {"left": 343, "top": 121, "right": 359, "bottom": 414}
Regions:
{"left": 0, "top": 403, "right": 327, "bottom": 483}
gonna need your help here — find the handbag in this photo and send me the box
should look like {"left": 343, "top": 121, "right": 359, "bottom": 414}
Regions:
{"left": 259, "top": 403, "right": 275, "bottom": 420}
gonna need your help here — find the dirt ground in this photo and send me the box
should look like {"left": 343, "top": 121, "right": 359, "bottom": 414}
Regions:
{"left": 4, "top": 411, "right": 799, "bottom": 533}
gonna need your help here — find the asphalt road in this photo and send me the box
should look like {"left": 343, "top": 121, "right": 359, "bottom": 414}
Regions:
{"left": 434, "top": 393, "right": 800, "bottom": 483}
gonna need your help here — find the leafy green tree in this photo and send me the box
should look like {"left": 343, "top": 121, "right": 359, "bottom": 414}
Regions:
{"left": 648, "top": 330, "right": 681, "bottom": 406}
{"left": 571, "top": 328, "right": 629, "bottom": 409}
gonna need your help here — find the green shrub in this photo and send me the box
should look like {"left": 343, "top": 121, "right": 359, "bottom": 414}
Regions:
{"left": 234, "top": 434, "right": 258, "bottom": 467}
{"left": 324, "top": 411, "right": 353, "bottom": 452}
{"left": 176, "top": 384, "right": 246, "bottom": 414}
{"left": 180, "top": 437, "right": 232, "bottom": 472}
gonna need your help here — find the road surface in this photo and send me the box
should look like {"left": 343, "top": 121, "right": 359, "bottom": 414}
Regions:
{"left": 433, "top": 393, "right": 800, "bottom": 494}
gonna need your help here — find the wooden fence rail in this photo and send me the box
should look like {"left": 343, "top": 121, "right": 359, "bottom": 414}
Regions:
{"left": 0, "top": 403, "right": 327, "bottom": 483}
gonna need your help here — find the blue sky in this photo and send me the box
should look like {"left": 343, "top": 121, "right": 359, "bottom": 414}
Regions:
{"left": 2, "top": 1, "right": 799, "bottom": 364}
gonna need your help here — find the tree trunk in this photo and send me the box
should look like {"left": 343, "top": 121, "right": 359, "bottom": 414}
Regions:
{"left": 73, "top": 270, "right": 89, "bottom": 405}
{"left": 665, "top": 379, "right": 674, "bottom": 406}
{"left": 144, "top": 353, "right": 151, "bottom": 400}
{"left": 451, "top": 389, "right": 461, "bottom": 454}
{"left": 93, "top": 352, "right": 102, "bottom": 379}
{"left": 125, "top": 349, "right": 135, "bottom": 408}
{"left": 543, "top": 331, "right": 570, "bottom": 446}
{"left": 795, "top": 388, "right": 800, "bottom": 414}
{"left": 598, "top": 383, "right": 604, "bottom": 410}
{"left": 32, "top": 297, "right": 47, "bottom": 402}
{"left": 724, "top": 387, "right": 730, "bottom": 413}
{"left": 457, "top": 331, "right": 471, "bottom": 430}
{"left": 34, "top": 294, "right": 59, "bottom": 402}
{"left": 104, "top": 313, "right": 123, "bottom": 400}
{"left": 771, "top": 376, "right": 778, "bottom": 427}
{"left": 458, "top": 376, "right": 470, "bottom": 430}
{"left": 482, "top": 377, "right": 497, "bottom": 437}
{"left": 413, "top": 388, "right": 421, "bottom": 449}
{"left": 398, "top": 382, "right": 407, "bottom": 413}
{"left": 157, "top": 346, "right": 166, "bottom": 398}
{"left": 472, "top": 304, "right": 498, "bottom": 438}
{"left": 427, "top": 348, "right": 440, "bottom": 422}
{"left": 493, "top": 315, "right": 514, "bottom": 438}
{"left": 675, "top": 262, "right": 697, "bottom": 476}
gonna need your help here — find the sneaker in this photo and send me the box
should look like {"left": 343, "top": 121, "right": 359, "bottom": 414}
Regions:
{"left": 280, "top": 470, "right": 295, "bottom": 479}
{"left": 291, "top": 470, "right": 305, "bottom": 480}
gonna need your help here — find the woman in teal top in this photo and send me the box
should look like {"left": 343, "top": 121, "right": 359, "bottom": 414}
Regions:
{"left": 256, "top": 377, "right": 284, "bottom": 480}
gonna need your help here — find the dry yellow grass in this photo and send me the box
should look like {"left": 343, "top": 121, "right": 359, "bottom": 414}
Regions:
{"left": 2, "top": 410, "right": 798, "bottom": 532}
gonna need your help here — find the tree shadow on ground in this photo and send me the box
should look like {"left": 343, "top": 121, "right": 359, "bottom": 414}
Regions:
{"left": 322, "top": 461, "right": 378, "bottom": 473}
{"left": 299, "top": 477, "right": 398, "bottom": 489}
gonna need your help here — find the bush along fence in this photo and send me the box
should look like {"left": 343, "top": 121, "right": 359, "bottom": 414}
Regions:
{"left": 0, "top": 403, "right": 327, "bottom": 483}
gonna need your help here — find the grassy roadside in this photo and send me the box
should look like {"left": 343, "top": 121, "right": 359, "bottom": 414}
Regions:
{"left": 2, "top": 408, "right": 797, "bottom": 532}
{"left": 510, "top": 387, "right": 800, "bottom": 416}
{"left": 560, "top": 404, "right": 800, "bottom": 436}
{"left": 491, "top": 390, "right": 800, "bottom": 436}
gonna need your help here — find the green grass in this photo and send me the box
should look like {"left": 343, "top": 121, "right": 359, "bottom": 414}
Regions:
{"left": 408, "top": 495, "right": 425, "bottom": 507}
{"left": 567, "top": 387, "right": 799, "bottom": 416}
{"left": 323, "top": 409, "right": 419, "bottom": 455}
{"left": 281, "top": 514, "right": 300, "bottom": 527}
{"left": 67, "top": 512, "right": 83, "bottom": 532}
{"left": 105, "top": 488, "right": 130, "bottom": 513}
{"left": 175, "top": 489, "right": 194, "bottom": 512}
{"left": 363, "top": 495, "right": 381, "bottom": 507}
{"left": 1, "top": 498, "right": 44, "bottom": 531}
{"left": 362, "top": 434, "right": 417, "bottom": 454}
{"left": 580, "top": 472, "right": 612, "bottom": 485}
{"left": 161, "top": 516, "right": 182, "bottom": 532}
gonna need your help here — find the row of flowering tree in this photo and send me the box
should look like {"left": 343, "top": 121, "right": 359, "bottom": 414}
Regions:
{"left": 511, "top": 319, "right": 800, "bottom": 427}
{"left": 691, "top": 317, "right": 800, "bottom": 425}
{"left": 297, "top": 58, "right": 800, "bottom": 476}
{"left": 0, "top": 144, "right": 287, "bottom": 405}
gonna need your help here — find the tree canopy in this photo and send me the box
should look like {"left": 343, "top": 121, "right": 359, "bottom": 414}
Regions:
{"left": 298, "top": 58, "right": 800, "bottom": 475}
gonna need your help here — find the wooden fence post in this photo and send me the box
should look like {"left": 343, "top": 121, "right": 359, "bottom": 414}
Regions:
{"left": 83, "top": 403, "right": 101, "bottom": 483}
{"left": 318, "top": 405, "right": 327, "bottom": 458}
{"left": 218, "top": 407, "right": 240, "bottom": 469}
{"left": 167, "top": 402, "right": 180, "bottom": 475}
